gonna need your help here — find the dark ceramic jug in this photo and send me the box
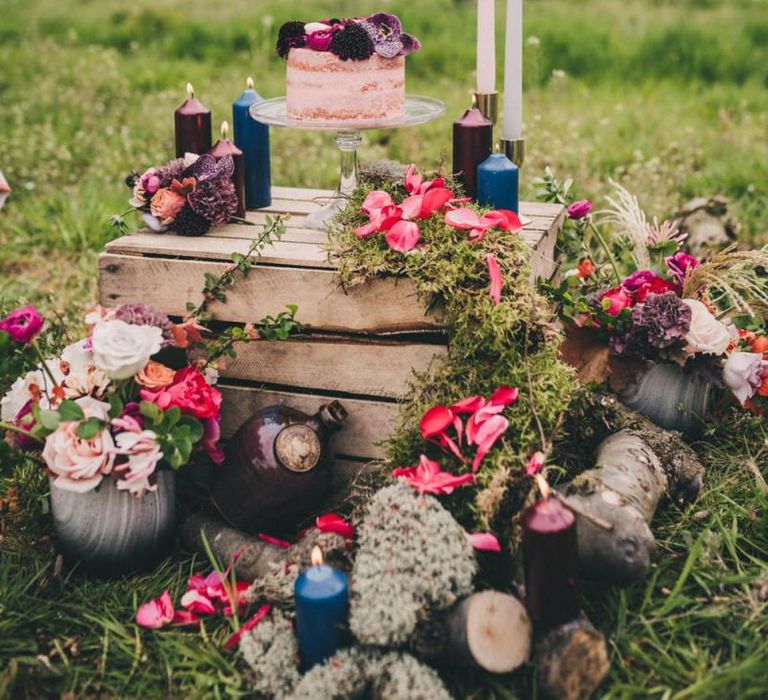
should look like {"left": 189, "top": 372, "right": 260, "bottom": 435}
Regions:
{"left": 211, "top": 401, "right": 347, "bottom": 532}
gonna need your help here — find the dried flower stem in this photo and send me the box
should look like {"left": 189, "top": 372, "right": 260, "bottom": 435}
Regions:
{"left": 588, "top": 220, "right": 622, "bottom": 285}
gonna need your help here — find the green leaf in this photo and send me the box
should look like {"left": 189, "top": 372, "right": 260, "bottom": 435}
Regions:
{"left": 139, "top": 401, "right": 162, "bottom": 424}
{"left": 231, "top": 252, "right": 246, "bottom": 265}
{"left": 286, "top": 304, "right": 298, "bottom": 315}
{"left": 108, "top": 394, "right": 124, "bottom": 420}
{"left": 163, "top": 406, "right": 182, "bottom": 429}
{"left": 57, "top": 400, "right": 85, "bottom": 422}
{"left": 38, "top": 410, "right": 61, "bottom": 431}
{"left": 76, "top": 418, "right": 103, "bottom": 440}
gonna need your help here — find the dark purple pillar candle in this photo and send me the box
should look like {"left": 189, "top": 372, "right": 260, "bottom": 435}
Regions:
{"left": 521, "top": 493, "right": 580, "bottom": 627}
{"left": 209, "top": 121, "right": 246, "bottom": 219}
{"left": 175, "top": 82, "right": 212, "bottom": 158}
{"left": 452, "top": 107, "right": 493, "bottom": 200}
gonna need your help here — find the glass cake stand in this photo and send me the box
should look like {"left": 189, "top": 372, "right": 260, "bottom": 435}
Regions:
{"left": 250, "top": 95, "right": 446, "bottom": 229}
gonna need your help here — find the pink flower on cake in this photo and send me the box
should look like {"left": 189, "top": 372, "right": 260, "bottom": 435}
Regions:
{"left": 391, "top": 455, "right": 475, "bottom": 496}
{"left": 0, "top": 305, "right": 44, "bottom": 344}
{"left": 140, "top": 367, "right": 222, "bottom": 420}
{"left": 682, "top": 298, "right": 730, "bottom": 355}
{"left": 91, "top": 320, "right": 163, "bottom": 380}
{"left": 43, "top": 397, "right": 115, "bottom": 493}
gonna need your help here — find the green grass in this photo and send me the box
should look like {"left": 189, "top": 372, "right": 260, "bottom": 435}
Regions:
{"left": 2, "top": 0, "right": 768, "bottom": 697}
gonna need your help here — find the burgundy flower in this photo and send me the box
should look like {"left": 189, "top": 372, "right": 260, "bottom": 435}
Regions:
{"left": 567, "top": 199, "right": 592, "bottom": 220}
{"left": 357, "top": 13, "right": 420, "bottom": 59}
{"left": 0, "top": 305, "right": 43, "bottom": 344}
{"left": 621, "top": 270, "right": 678, "bottom": 302}
{"left": 666, "top": 251, "right": 700, "bottom": 284}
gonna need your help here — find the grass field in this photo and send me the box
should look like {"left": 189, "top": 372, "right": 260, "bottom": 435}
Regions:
{"left": 2, "top": 0, "right": 768, "bottom": 697}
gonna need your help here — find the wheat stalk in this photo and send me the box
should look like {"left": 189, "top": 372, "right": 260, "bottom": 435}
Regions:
{"left": 597, "top": 179, "right": 651, "bottom": 270}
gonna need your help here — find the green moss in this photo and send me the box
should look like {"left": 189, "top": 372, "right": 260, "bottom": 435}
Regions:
{"left": 328, "top": 175, "right": 577, "bottom": 538}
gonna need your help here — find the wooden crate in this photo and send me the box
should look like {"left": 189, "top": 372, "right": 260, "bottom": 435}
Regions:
{"left": 99, "top": 186, "right": 564, "bottom": 462}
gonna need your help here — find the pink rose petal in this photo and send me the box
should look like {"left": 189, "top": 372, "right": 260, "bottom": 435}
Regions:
{"left": 445, "top": 207, "right": 482, "bottom": 229}
{"left": 180, "top": 589, "right": 217, "bottom": 615}
{"left": 361, "top": 190, "right": 394, "bottom": 215}
{"left": 471, "top": 414, "right": 509, "bottom": 472}
{"left": 136, "top": 590, "right": 175, "bottom": 629}
{"left": 399, "top": 194, "right": 424, "bottom": 220}
{"left": 468, "top": 532, "right": 502, "bottom": 552}
{"left": 171, "top": 609, "right": 201, "bottom": 626}
{"left": 526, "top": 451, "right": 546, "bottom": 476}
{"left": 419, "top": 187, "right": 454, "bottom": 218}
{"left": 257, "top": 533, "right": 291, "bottom": 549}
{"left": 316, "top": 513, "right": 354, "bottom": 540}
{"left": 487, "top": 254, "right": 503, "bottom": 304}
{"left": 488, "top": 385, "right": 519, "bottom": 407}
{"left": 224, "top": 604, "right": 271, "bottom": 651}
{"left": 385, "top": 220, "right": 421, "bottom": 252}
{"left": 405, "top": 164, "right": 423, "bottom": 194}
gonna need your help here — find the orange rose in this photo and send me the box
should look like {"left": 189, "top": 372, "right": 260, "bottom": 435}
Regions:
{"left": 135, "top": 361, "right": 176, "bottom": 389}
{"left": 150, "top": 188, "right": 186, "bottom": 225}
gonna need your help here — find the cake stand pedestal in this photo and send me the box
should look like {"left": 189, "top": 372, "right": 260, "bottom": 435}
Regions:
{"left": 250, "top": 95, "right": 446, "bottom": 230}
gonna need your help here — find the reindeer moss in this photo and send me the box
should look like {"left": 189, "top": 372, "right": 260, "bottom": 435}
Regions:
{"left": 328, "top": 174, "right": 577, "bottom": 537}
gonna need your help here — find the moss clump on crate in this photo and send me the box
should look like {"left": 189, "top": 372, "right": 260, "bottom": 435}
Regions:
{"left": 328, "top": 173, "right": 578, "bottom": 537}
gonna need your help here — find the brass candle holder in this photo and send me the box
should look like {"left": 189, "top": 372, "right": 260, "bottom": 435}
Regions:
{"left": 500, "top": 137, "right": 525, "bottom": 168}
{"left": 472, "top": 91, "right": 499, "bottom": 125}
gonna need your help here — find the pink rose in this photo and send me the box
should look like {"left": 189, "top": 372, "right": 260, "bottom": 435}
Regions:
{"left": 682, "top": 298, "right": 730, "bottom": 355}
{"left": 567, "top": 199, "right": 592, "bottom": 220}
{"left": 42, "top": 397, "right": 115, "bottom": 493}
{"left": 140, "top": 367, "right": 222, "bottom": 420}
{"left": 600, "top": 287, "right": 632, "bottom": 317}
{"left": 723, "top": 352, "right": 768, "bottom": 406}
{"left": 0, "top": 305, "right": 44, "bottom": 344}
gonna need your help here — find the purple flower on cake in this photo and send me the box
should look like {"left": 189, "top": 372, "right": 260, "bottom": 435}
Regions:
{"left": 666, "top": 251, "right": 699, "bottom": 284}
{"left": 723, "top": 351, "right": 768, "bottom": 406}
{"left": 304, "top": 22, "right": 336, "bottom": 51}
{"left": 358, "top": 13, "right": 420, "bottom": 58}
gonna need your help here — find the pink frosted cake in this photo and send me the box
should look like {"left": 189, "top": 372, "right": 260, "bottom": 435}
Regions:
{"left": 277, "top": 14, "right": 420, "bottom": 123}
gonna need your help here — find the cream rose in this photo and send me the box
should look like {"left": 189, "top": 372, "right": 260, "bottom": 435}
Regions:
{"left": 91, "top": 320, "right": 163, "bottom": 380}
{"left": 42, "top": 397, "right": 115, "bottom": 493}
{"left": 682, "top": 298, "right": 730, "bottom": 356}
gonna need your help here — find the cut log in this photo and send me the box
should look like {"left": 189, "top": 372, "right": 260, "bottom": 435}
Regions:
{"left": 412, "top": 591, "right": 531, "bottom": 673}
{"left": 181, "top": 514, "right": 346, "bottom": 582}
{"left": 557, "top": 430, "right": 665, "bottom": 584}
{"left": 535, "top": 616, "right": 609, "bottom": 700}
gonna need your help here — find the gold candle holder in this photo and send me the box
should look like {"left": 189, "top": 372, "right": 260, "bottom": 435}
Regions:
{"left": 500, "top": 137, "right": 525, "bottom": 167}
{"left": 472, "top": 91, "right": 499, "bottom": 125}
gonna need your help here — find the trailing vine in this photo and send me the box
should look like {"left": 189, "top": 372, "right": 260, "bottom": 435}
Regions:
{"left": 327, "top": 171, "right": 578, "bottom": 538}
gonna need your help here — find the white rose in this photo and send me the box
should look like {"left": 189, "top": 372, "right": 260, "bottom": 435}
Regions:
{"left": 1, "top": 362, "right": 64, "bottom": 422}
{"left": 91, "top": 320, "right": 163, "bottom": 380}
{"left": 682, "top": 298, "right": 730, "bottom": 356}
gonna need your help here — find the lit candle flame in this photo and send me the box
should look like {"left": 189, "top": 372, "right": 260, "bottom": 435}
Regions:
{"left": 246, "top": 77, "right": 254, "bottom": 90}
{"left": 186, "top": 82, "right": 194, "bottom": 98}
{"left": 535, "top": 473, "right": 551, "bottom": 499}
{"left": 221, "top": 121, "right": 229, "bottom": 139}
{"left": 311, "top": 545, "right": 324, "bottom": 567}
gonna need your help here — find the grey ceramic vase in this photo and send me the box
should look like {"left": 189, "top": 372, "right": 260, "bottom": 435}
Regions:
{"left": 49, "top": 471, "right": 176, "bottom": 575}
{"left": 619, "top": 362, "right": 711, "bottom": 439}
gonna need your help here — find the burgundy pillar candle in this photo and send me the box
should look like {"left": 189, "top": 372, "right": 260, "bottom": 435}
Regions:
{"left": 521, "top": 478, "right": 580, "bottom": 627}
{"left": 452, "top": 107, "right": 492, "bottom": 200}
{"left": 175, "top": 82, "right": 212, "bottom": 158}
{"left": 209, "top": 121, "right": 246, "bottom": 219}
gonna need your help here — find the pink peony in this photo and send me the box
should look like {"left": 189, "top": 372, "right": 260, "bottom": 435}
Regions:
{"left": 723, "top": 351, "right": 768, "bottom": 406}
{"left": 140, "top": 168, "right": 161, "bottom": 196}
{"left": 0, "top": 305, "right": 44, "bottom": 344}
{"left": 600, "top": 287, "right": 632, "bottom": 316}
{"left": 567, "top": 199, "right": 592, "bottom": 220}
{"left": 42, "top": 397, "right": 115, "bottom": 493}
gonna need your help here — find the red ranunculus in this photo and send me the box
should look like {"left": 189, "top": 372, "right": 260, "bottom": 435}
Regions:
{"left": 600, "top": 287, "right": 632, "bottom": 317}
{"left": 634, "top": 276, "right": 678, "bottom": 302}
{"left": 140, "top": 366, "right": 222, "bottom": 420}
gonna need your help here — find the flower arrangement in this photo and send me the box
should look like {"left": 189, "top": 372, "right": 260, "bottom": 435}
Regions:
{"left": 542, "top": 176, "right": 768, "bottom": 413}
{"left": 276, "top": 14, "right": 420, "bottom": 61}
{"left": 125, "top": 153, "right": 239, "bottom": 237}
{"left": 0, "top": 303, "right": 224, "bottom": 495}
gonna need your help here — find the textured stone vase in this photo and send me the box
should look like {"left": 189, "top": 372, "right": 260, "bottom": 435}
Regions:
{"left": 619, "top": 362, "right": 711, "bottom": 439}
{"left": 49, "top": 471, "right": 176, "bottom": 575}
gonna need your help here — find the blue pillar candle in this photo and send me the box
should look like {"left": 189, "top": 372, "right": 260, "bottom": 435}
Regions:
{"left": 232, "top": 77, "right": 271, "bottom": 209}
{"left": 294, "top": 546, "right": 349, "bottom": 671}
{"left": 477, "top": 152, "right": 519, "bottom": 213}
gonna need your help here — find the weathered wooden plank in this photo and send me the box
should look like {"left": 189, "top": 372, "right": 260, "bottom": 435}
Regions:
{"left": 527, "top": 206, "right": 565, "bottom": 281}
{"left": 105, "top": 233, "right": 332, "bottom": 268}
{"left": 215, "top": 336, "right": 447, "bottom": 398}
{"left": 271, "top": 185, "right": 334, "bottom": 201}
{"left": 218, "top": 383, "right": 398, "bottom": 460}
{"left": 99, "top": 253, "right": 439, "bottom": 333}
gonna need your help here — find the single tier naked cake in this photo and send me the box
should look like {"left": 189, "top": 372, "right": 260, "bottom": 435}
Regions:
{"left": 277, "top": 14, "right": 420, "bottom": 122}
